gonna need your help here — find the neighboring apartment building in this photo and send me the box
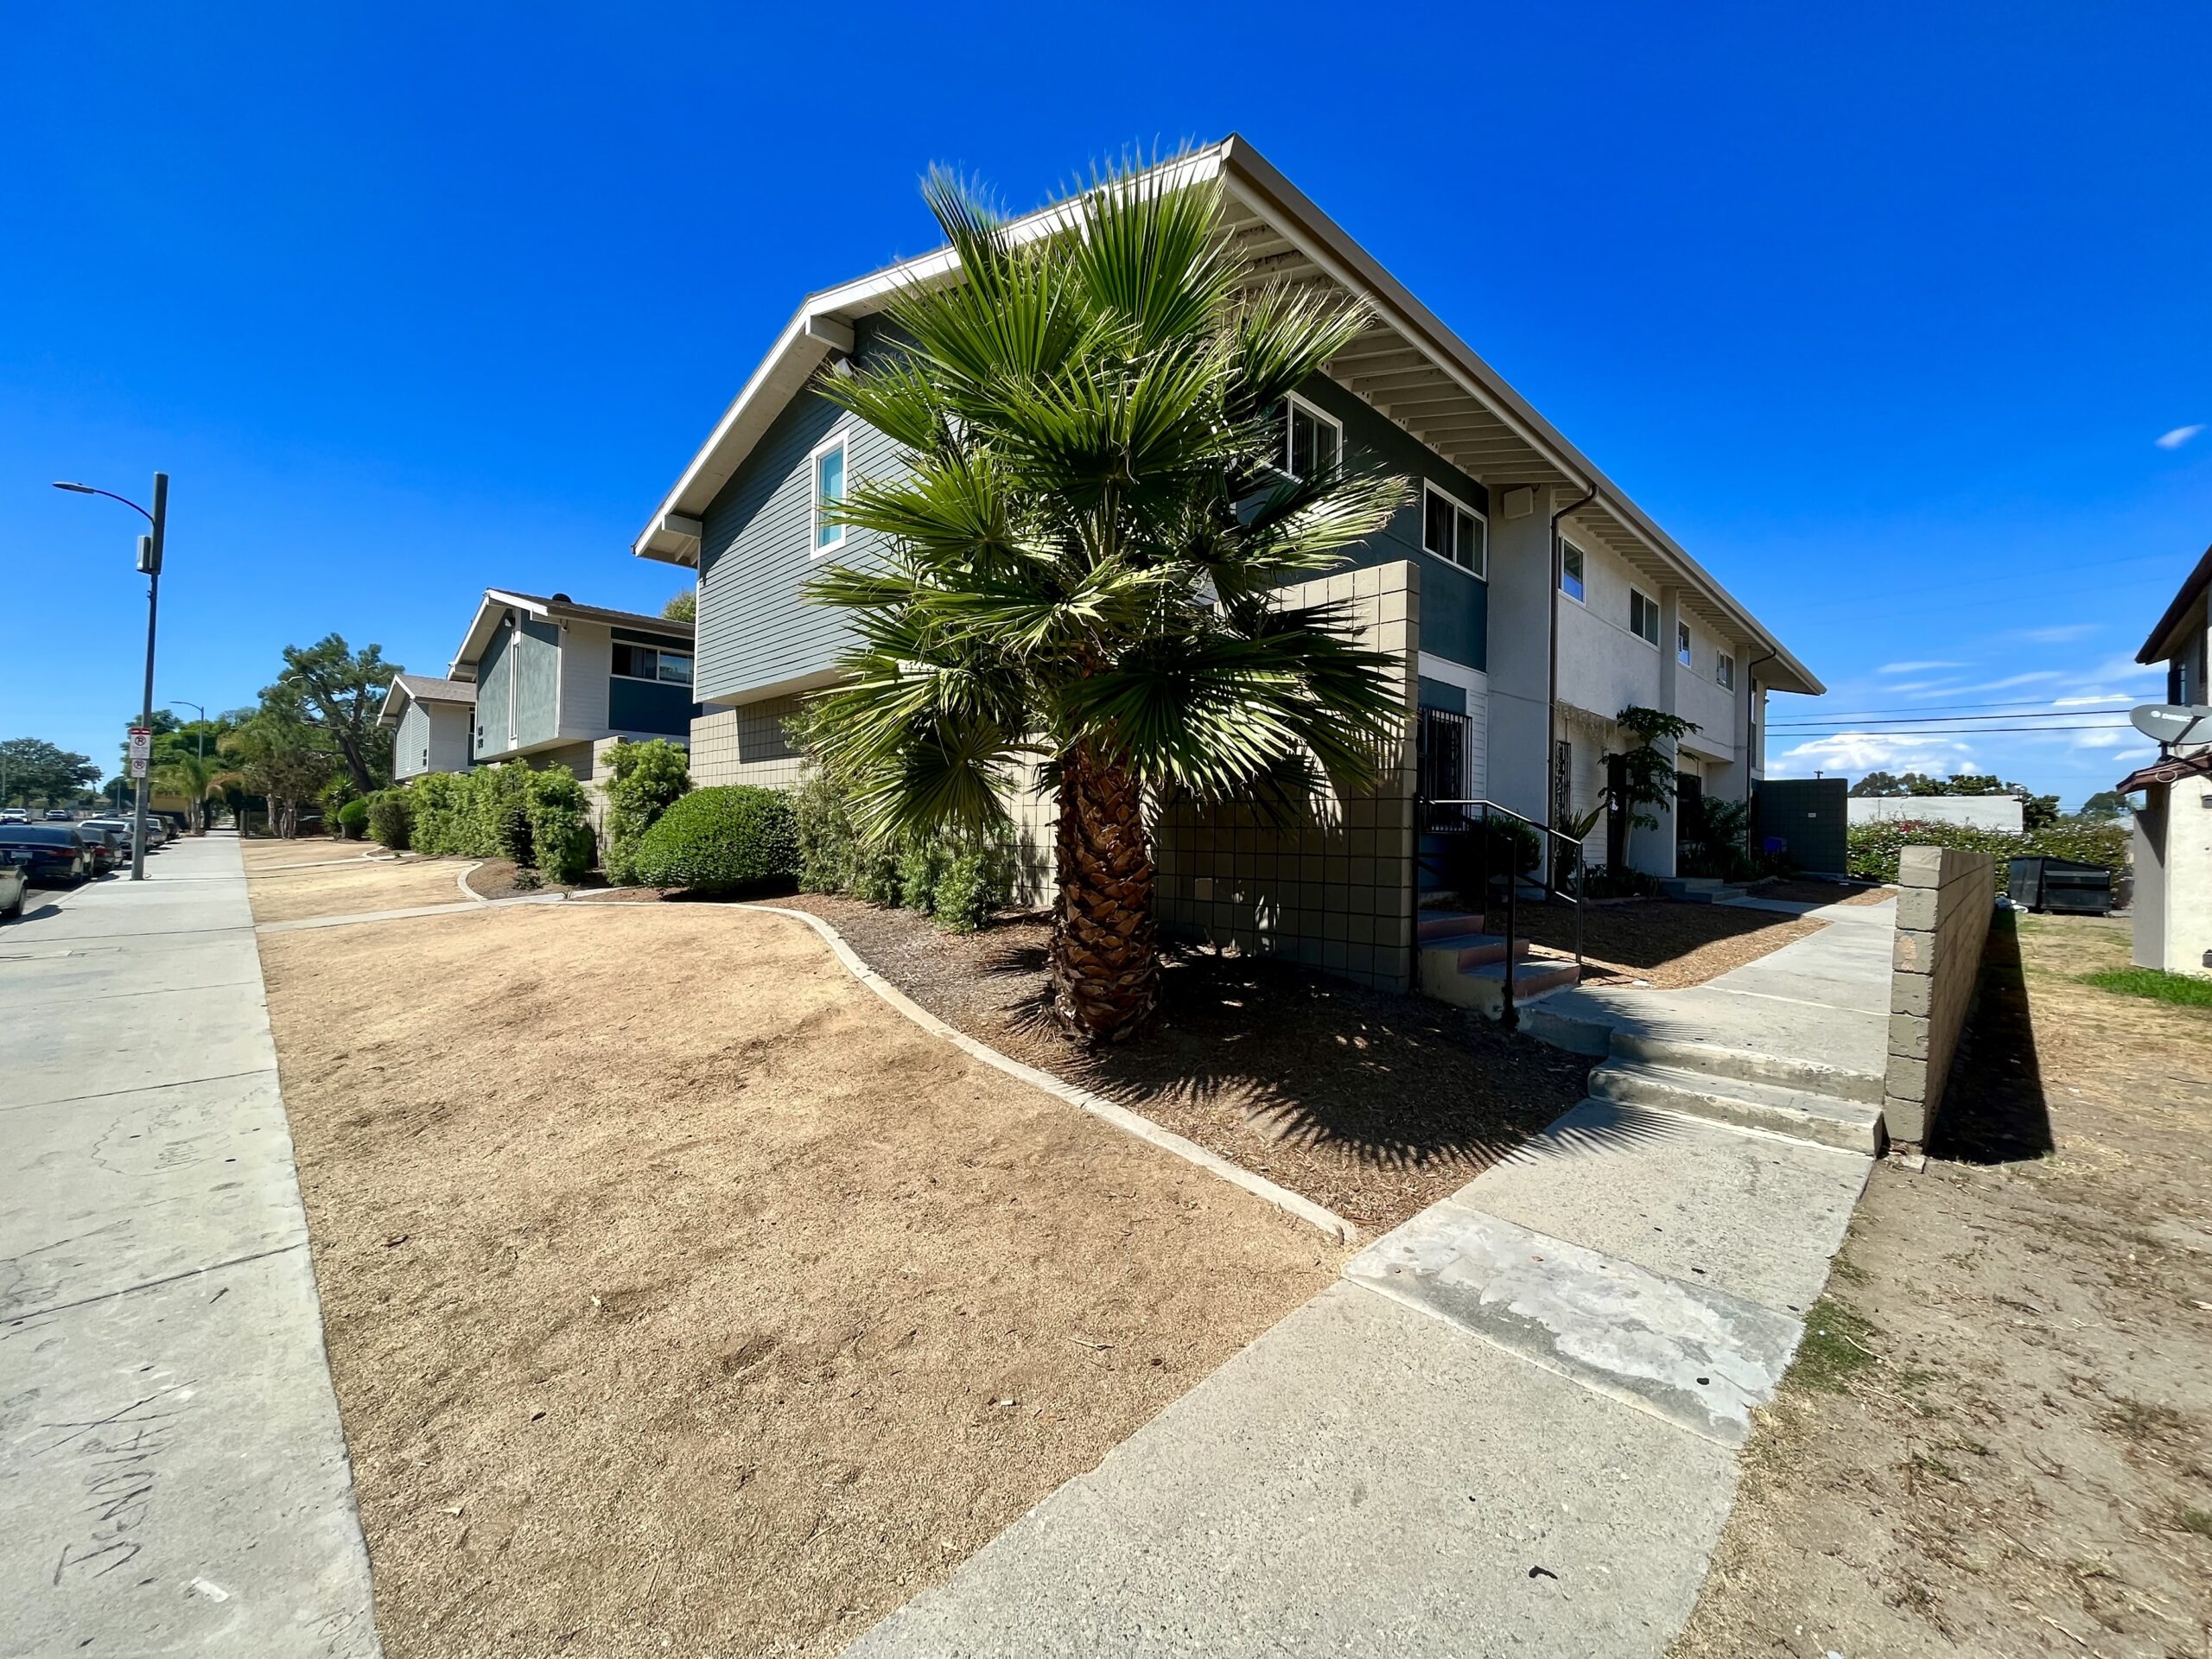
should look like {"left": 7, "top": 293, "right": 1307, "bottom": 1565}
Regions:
{"left": 378, "top": 674, "right": 477, "bottom": 781}
{"left": 2122, "top": 542, "right": 2212, "bottom": 976}
{"left": 630, "top": 137, "right": 1819, "bottom": 992}
{"left": 448, "top": 589, "right": 700, "bottom": 783}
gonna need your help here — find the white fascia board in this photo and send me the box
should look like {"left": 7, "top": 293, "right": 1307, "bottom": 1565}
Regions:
{"left": 1216, "top": 136, "right": 1822, "bottom": 699}
{"left": 375, "top": 677, "right": 410, "bottom": 728}
{"left": 449, "top": 591, "right": 536, "bottom": 678}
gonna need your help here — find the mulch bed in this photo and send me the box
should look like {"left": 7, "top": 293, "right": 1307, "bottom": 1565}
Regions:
{"left": 772, "top": 894, "right": 1594, "bottom": 1234}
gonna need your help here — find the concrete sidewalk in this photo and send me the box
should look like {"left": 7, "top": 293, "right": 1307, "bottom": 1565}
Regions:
{"left": 0, "top": 835, "right": 381, "bottom": 1656}
{"left": 844, "top": 899, "right": 1888, "bottom": 1657}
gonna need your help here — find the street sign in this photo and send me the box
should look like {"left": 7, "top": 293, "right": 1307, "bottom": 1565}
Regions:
{"left": 2130, "top": 704, "right": 2212, "bottom": 747}
{"left": 127, "top": 727, "right": 152, "bottom": 779}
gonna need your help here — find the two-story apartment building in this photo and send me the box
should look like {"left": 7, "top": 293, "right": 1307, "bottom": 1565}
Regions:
{"left": 378, "top": 674, "right": 477, "bottom": 782}
{"left": 447, "top": 589, "right": 700, "bottom": 783}
{"left": 629, "top": 137, "right": 1819, "bottom": 993}
{"left": 2121, "top": 542, "right": 2212, "bottom": 976}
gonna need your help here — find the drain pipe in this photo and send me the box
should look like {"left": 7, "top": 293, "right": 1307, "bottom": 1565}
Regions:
{"left": 1545, "top": 480, "right": 1599, "bottom": 887}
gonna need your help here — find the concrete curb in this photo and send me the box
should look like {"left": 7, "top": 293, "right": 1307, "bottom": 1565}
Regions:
{"left": 456, "top": 861, "right": 490, "bottom": 902}
{"left": 745, "top": 904, "right": 1362, "bottom": 1245}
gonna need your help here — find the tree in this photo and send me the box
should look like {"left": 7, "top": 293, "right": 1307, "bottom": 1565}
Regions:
{"left": 262, "top": 634, "right": 400, "bottom": 795}
{"left": 2077, "top": 788, "right": 2137, "bottom": 821}
{"left": 803, "top": 160, "right": 1408, "bottom": 1041}
{"left": 221, "top": 715, "right": 338, "bottom": 837}
{"left": 1849, "top": 771, "right": 1907, "bottom": 798}
{"left": 1610, "top": 706, "right": 1701, "bottom": 869}
{"left": 0, "top": 738, "right": 100, "bottom": 807}
{"left": 661, "top": 590, "right": 696, "bottom": 623}
{"left": 152, "top": 751, "right": 242, "bottom": 834}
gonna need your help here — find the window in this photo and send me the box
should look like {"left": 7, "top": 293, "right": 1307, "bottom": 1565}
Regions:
{"left": 1676, "top": 620, "right": 1693, "bottom": 667}
{"left": 810, "top": 433, "right": 847, "bottom": 556}
{"left": 1560, "top": 541, "right": 1586, "bottom": 603}
{"left": 1716, "top": 652, "right": 1736, "bottom": 690}
{"left": 1629, "top": 588, "right": 1660, "bottom": 647}
{"left": 1421, "top": 483, "right": 1487, "bottom": 577}
{"left": 613, "top": 641, "right": 695, "bottom": 685}
{"left": 1274, "top": 392, "right": 1342, "bottom": 480}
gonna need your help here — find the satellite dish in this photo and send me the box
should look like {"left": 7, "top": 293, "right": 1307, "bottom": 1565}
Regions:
{"left": 2131, "top": 704, "right": 2212, "bottom": 747}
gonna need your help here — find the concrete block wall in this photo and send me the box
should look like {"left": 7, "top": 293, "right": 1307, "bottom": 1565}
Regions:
{"left": 1883, "top": 843, "right": 1997, "bottom": 1145}
{"left": 1154, "top": 560, "right": 1421, "bottom": 993}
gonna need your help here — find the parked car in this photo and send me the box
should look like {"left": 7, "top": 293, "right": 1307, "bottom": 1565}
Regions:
{"left": 0, "top": 825, "right": 92, "bottom": 885}
{"left": 73, "top": 823, "right": 124, "bottom": 874}
{"left": 89, "top": 816, "right": 168, "bottom": 852}
{"left": 0, "top": 808, "right": 28, "bottom": 824}
{"left": 0, "top": 849, "right": 29, "bottom": 918}
{"left": 42, "top": 808, "right": 74, "bottom": 822}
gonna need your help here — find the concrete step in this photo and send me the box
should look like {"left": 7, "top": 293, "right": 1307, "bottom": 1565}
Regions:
{"left": 1659, "top": 878, "right": 1747, "bottom": 904}
{"left": 1416, "top": 909, "right": 1485, "bottom": 942}
{"left": 1415, "top": 930, "right": 1541, "bottom": 970}
{"left": 1586, "top": 1058, "right": 1885, "bottom": 1154}
{"left": 1420, "top": 950, "right": 1580, "bottom": 1016}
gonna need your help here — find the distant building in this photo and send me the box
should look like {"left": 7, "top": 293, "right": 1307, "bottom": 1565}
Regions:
{"left": 2120, "top": 543, "right": 2212, "bottom": 976}
{"left": 378, "top": 674, "right": 476, "bottom": 781}
{"left": 1847, "top": 795, "right": 2024, "bottom": 833}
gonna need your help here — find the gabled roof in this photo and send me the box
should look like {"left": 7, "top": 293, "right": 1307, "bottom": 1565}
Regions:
{"left": 2138, "top": 542, "right": 2212, "bottom": 664}
{"left": 449, "top": 588, "right": 696, "bottom": 677}
{"left": 377, "top": 672, "right": 477, "bottom": 728}
{"left": 629, "top": 134, "right": 1821, "bottom": 696}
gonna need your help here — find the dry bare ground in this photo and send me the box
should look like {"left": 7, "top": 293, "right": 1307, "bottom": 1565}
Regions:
{"left": 243, "top": 841, "right": 474, "bottom": 920}
{"left": 1674, "top": 912, "right": 2212, "bottom": 1659}
{"left": 251, "top": 874, "right": 1335, "bottom": 1658}
{"left": 1503, "top": 897, "right": 1828, "bottom": 990}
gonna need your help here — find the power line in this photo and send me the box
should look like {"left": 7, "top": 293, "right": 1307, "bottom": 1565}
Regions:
{"left": 1771, "top": 695, "right": 2138, "bottom": 721}
{"left": 1772, "top": 723, "right": 2133, "bottom": 738}
{"left": 1770, "top": 708, "right": 2140, "bottom": 729}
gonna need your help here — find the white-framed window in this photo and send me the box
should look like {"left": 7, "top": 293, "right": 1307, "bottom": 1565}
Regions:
{"left": 1274, "top": 391, "right": 1342, "bottom": 480}
{"left": 1629, "top": 588, "right": 1661, "bottom": 647}
{"left": 810, "top": 432, "right": 848, "bottom": 556}
{"left": 612, "top": 641, "right": 695, "bottom": 686}
{"left": 1716, "top": 651, "right": 1736, "bottom": 690}
{"left": 1560, "top": 540, "right": 1586, "bottom": 604}
{"left": 1421, "top": 482, "right": 1487, "bottom": 578}
{"left": 1676, "top": 620, "right": 1693, "bottom": 668}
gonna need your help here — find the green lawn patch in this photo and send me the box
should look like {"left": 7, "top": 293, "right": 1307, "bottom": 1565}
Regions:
{"left": 2078, "top": 967, "right": 2212, "bottom": 1007}
{"left": 1789, "top": 1296, "right": 1882, "bottom": 1394}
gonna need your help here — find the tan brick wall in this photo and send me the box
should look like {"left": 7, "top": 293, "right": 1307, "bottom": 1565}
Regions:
{"left": 1154, "top": 560, "right": 1421, "bottom": 993}
{"left": 1883, "top": 843, "right": 1996, "bottom": 1145}
{"left": 690, "top": 697, "right": 806, "bottom": 790}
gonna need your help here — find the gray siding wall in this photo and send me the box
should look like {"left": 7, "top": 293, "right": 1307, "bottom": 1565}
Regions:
{"left": 696, "top": 322, "right": 904, "bottom": 705}
{"left": 473, "top": 627, "right": 512, "bottom": 760}
{"left": 474, "top": 613, "right": 563, "bottom": 760}
{"left": 393, "top": 701, "right": 433, "bottom": 779}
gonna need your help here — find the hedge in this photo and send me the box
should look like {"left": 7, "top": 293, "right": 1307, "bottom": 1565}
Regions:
{"left": 1846, "top": 817, "right": 2128, "bottom": 893}
{"left": 334, "top": 798, "right": 370, "bottom": 841}
{"left": 628, "top": 785, "right": 798, "bottom": 894}
{"left": 792, "top": 768, "right": 1016, "bottom": 931}
{"left": 366, "top": 789, "right": 413, "bottom": 851}
{"left": 402, "top": 762, "right": 594, "bottom": 882}
{"left": 601, "top": 739, "right": 692, "bottom": 886}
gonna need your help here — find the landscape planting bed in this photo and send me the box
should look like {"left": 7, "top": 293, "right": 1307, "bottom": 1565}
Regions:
{"left": 250, "top": 862, "right": 1333, "bottom": 1659}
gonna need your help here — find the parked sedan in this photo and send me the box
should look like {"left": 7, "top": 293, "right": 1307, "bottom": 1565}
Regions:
{"left": 0, "top": 825, "right": 92, "bottom": 885}
{"left": 73, "top": 823, "right": 125, "bottom": 875}
{"left": 0, "top": 849, "right": 28, "bottom": 918}
{"left": 0, "top": 808, "right": 28, "bottom": 824}
{"left": 82, "top": 816, "right": 165, "bottom": 853}
{"left": 42, "top": 809, "right": 74, "bottom": 822}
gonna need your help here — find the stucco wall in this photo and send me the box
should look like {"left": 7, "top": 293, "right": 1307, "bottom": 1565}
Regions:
{"left": 1884, "top": 843, "right": 1997, "bottom": 1146}
{"left": 2132, "top": 770, "right": 2212, "bottom": 976}
{"left": 1154, "top": 560, "right": 1420, "bottom": 993}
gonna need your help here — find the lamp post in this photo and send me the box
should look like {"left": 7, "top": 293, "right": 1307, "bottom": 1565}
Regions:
{"left": 54, "top": 473, "right": 166, "bottom": 881}
{"left": 167, "top": 697, "right": 207, "bottom": 835}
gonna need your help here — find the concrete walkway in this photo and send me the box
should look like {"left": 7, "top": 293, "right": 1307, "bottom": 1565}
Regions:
{"left": 0, "top": 835, "right": 381, "bottom": 1656}
{"left": 844, "top": 897, "right": 1891, "bottom": 1657}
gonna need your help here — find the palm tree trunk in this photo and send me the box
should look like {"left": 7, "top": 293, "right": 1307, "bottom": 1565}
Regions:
{"left": 1050, "top": 742, "right": 1158, "bottom": 1042}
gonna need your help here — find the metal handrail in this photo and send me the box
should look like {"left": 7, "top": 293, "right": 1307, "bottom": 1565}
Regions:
{"left": 1416, "top": 796, "right": 1588, "bottom": 1031}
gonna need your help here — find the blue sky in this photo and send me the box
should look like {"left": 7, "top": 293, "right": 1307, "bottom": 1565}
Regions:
{"left": 3, "top": 1, "right": 2207, "bottom": 804}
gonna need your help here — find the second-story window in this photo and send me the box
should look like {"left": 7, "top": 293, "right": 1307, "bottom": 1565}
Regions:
{"left": 1421, "top": 483, "right": 1487, "bottom": 578}
{"left": 1716, "top": 652, "right": 1737, "bottom": 690}
{"left": 1630, "top": 588, "right": 1661, "bottom": 647}
{"left": 811, "top": 433, "right": 848, "bottom": 556}
{"left": 1560, "top": 541, "right": 1586, "bottom": 603}
{"left": 1275, "top": 391, "right": 1342, "bottom": 480}
{"left": 1676, "top": 620, "right": 1693, "bottom": 667}
{"left": 613, "top": 642, "right": 695, "bottom": 685}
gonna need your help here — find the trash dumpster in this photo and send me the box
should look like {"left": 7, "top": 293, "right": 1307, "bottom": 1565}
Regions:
{"left": 2007, "top": 855, "right": 2113, "bottom": 915}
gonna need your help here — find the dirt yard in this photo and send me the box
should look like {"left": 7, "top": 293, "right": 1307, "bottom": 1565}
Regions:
{"left": 772, "top": 895, "right": 1592, "bottom": 1233}
{"left": 243, "top": 841, "right": 474, "bottom": 921}
{"left": 1674, "top": 912, "right": 2212, "bottom": 1659}
{"left": 251, "top": 869, "right": 1335, "bottom": 1658}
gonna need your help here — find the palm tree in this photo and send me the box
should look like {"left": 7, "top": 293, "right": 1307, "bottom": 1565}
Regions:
{"left": 804, "top": 158, "right": 1409, "bottom": 1042}
{"left": 152, "top": 750, "right": 241, "bottom": 835}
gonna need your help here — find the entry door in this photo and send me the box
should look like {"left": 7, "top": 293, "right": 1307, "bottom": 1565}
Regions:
{"left": 1675, "top": 770, "right": 1703, "bottom": 858}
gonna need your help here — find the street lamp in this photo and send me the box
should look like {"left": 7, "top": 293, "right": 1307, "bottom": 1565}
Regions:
{"left": 167, "top": 697, "right": 207, "bottom": 836}
{"left": 54, "top": 473, "right": 167, "bottom": 881}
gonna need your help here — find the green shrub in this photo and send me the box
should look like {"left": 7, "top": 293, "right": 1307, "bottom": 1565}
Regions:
{"left": 927, "top": 841, "right": 1019, "bottom": 932}
{"left": 334, "top": 798, "right": 370, "bottom": 841}
{"left": 602, "top": 739, "right": 691, "bottom": 885}
{"left": 1846, "top": 818, "right": 2129, "bottom": 893}
{"left": 406, "top": 771, "right": 473, "bottom": 856}
{"left": 629, "top": 785, "right": 798, "bottom": 893}
{"left": 1679, "top": 796, "right": 1752, "bottom": 881}
{"left": 524, "top": 766, "right": 594, "bottom": 884}
{"left": 365, "top": 789, "right": 413, "bottom": 851}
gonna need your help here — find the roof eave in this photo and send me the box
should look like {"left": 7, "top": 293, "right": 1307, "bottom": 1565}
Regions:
{"left": 2138, "top": 543, "right": 2212, "bottom": 664}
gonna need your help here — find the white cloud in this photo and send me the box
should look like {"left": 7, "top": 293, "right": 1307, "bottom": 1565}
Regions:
{"left": 1878, "top": 660, "right": 1968, "bottom": 674}
{"left": 2080, "top": 655, "right": 2164, "bottom": 684}
{"left": 1767, "top": 732, "right": 1980, "bottom": 779}
{"left": 2051, "top": 692, "right": 2134, "bottom": 708}
{"left": 2155, "top": 423, "right": 2205, "bottom": 450}
{"left": 2013, "top": 623, "right": 2100, "bottom": 645}
{"left": 2068, "top": 728, "right": 2131, "bottom": 751}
